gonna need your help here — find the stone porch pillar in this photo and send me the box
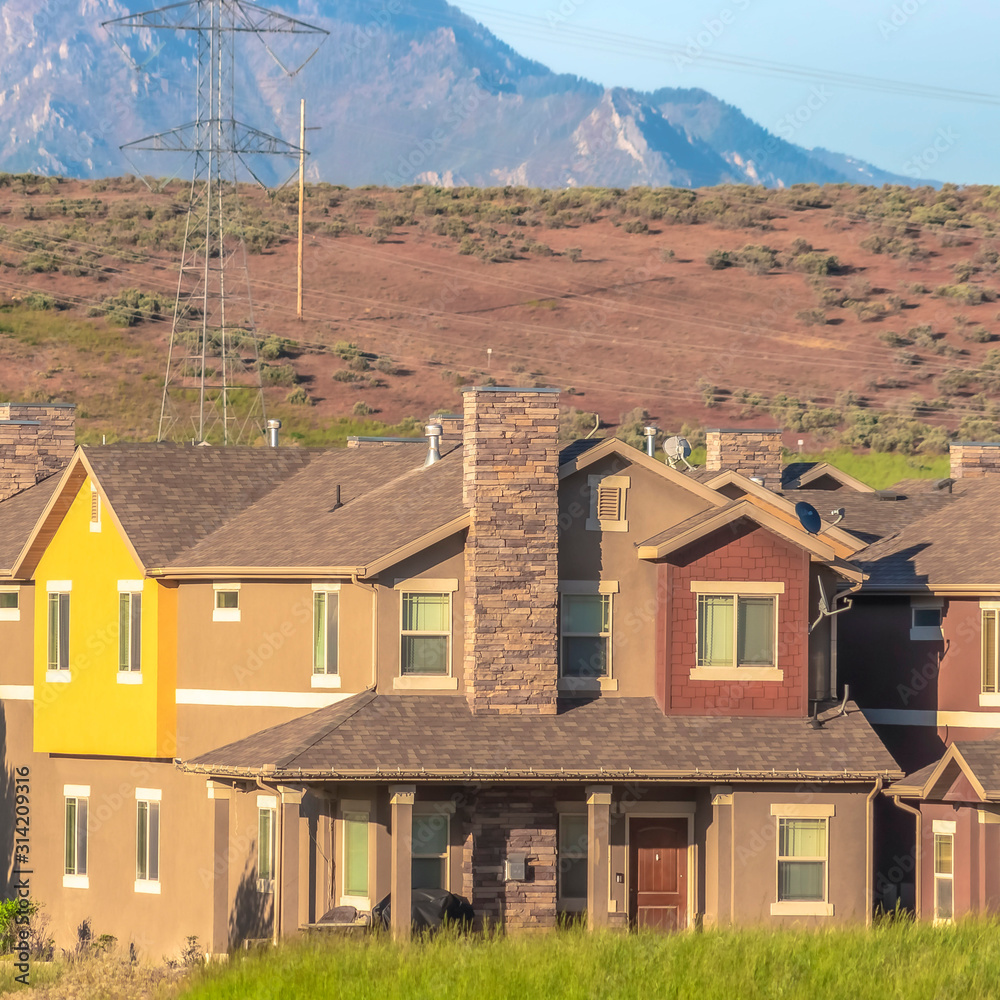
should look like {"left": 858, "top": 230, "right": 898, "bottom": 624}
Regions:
{"left": 206, "top": 781, "right": 232, "bottom": 957}
{"left": 586, "top": 785, "right": 612, "bottom": 930}
{"left": 278, "top": 786, "right": 303, "bottom": 939}
{"left": 390, "top": 784, "right": 415, "bottom": 939}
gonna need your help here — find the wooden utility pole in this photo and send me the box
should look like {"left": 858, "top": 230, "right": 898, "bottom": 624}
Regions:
{"left": 297, "top": 98, "right": 306, "bottom": 321}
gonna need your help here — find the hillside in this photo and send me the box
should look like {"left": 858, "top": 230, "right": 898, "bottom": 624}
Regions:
{"left": 0, "top": 0, "right": 921, "bottom": 189}
{"left": 2, "top": 176, "right": 1000, "bottom": 449}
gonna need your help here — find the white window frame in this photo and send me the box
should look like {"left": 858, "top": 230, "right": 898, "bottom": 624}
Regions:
{"left": 932, "top": 823, "right": 955, "bottom": 925}
{"left": 558, "top": 581, "right": 619, "bottom": 692}
{"left": 0, "top": 585, "right": 20, "bottom": 622}
{"left": 311, "top": 583, "right": 341, "bottom": 689}
{"left": 213, "top": 582, "right": 241, "bottom": 623}
{"left": 339, "top": 799, "right": 370, "bottom": 909}
{"left": 46, "top": 582, "right": 72, "bottom": 682}
{"left": 118, "top": 582, "right": 143, "bottom": 680}
{"left": 64, "top": 784, "right": 90, "bottom": 889}
{"left": 981, "top": 603, "right": 1000, "bottom": 705}
{"left": 135, "top": 788, "right": 161, "bottom": 894}
{"left": 89, "top": 483, "right": 101, "bottom": 533}
{"left": 393, "top": 580, "right": 458, "bottom": 690}
{"left": 770, "top": 805, "right": 834, "bottom": 917}
{"left": 586, "top": 474, "right": 630, "bottom": 532}
{"left": 557, "top": 811, "right": 588, "bottom": 913}
{"left": 690, "top": 581, "right": 784, "bottom": 682}
{"left": 411, "top": 805, "right": 453, "bottom": 892}
{"left": 910, "top": 597, "right": 944, "bottom": 641}
{"left": 256, "top": 796, "right": 276, "bottom": 892}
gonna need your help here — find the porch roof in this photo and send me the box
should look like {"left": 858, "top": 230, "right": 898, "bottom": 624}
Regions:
{"left": 181, "top": 692, "right": 902, "bottom": 782}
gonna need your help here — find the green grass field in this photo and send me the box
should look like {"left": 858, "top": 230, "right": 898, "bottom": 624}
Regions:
{"left": 177, "top": 922, "right": 1000, "bottom": 1000}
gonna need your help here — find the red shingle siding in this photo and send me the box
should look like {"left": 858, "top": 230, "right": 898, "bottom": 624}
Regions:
{"left": 662, "top": 525, "right": 809, "bottom": 717}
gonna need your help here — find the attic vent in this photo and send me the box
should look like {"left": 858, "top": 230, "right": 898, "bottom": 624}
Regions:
{"left": 89, "top": 486, "right": 101, "bottom": 533}
{"left": 586, "top": 474, "right": 630, "bottom": 532}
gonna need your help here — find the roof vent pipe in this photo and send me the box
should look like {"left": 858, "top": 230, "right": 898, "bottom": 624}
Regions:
{"left": 643, "top": 425, "right": 660, "bottom": 459}
{"left": 424, "top": 423, "right": 443, "bottom": 468}
{"left": 266, "top": 419, "right": 281, "bottom": 448}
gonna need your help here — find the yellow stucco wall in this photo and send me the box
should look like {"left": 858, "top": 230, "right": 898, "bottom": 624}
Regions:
{"left": 33, "top": 478, "right": 176, "bottom": 757}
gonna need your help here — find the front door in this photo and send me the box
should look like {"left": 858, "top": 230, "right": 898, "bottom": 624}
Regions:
{"left": 628, "top": 818, "right": 688, "bottom": 930}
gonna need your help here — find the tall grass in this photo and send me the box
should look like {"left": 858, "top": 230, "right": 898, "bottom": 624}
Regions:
{"left": 790, "top": 449, "right": 949, "bottom": 490}
{"left": 180, "top": 921, "right": 1000, "bottom": 1000}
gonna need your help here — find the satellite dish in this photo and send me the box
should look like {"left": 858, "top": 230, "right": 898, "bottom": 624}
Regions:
{"left": 662, "top": 436, "right": 693, "bottom": 470}
{"left": 795, "top": 501, "right": 822, "bottom": 535}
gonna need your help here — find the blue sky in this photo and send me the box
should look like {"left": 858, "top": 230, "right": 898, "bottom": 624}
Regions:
{"left": 451, "top": 1, "right": 995, "bottom": 185}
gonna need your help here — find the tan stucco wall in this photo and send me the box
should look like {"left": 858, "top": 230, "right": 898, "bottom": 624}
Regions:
{"left": 0, "top": 585, "right": 34, "bottom": 685}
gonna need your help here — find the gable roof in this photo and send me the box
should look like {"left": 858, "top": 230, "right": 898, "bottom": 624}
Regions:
{"left": 782, "top": 462, "right": 877, "bottom": 493}
{"left": 182, "top": 692, "right": 901, "bottom": 781}
{"left": 888, "top": 736, "right": 1000, "bottom": 801}
{"left": 854, "top": 479, "right": 1000, "bottom": 591}
{"left": 0, "top": 474, "right": 62, "bottom": 575}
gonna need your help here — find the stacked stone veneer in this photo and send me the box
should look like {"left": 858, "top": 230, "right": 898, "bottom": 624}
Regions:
{"left": 463, "top": 387, "right": 560, "bottom": 716}
{"left": 461, "top": 788, "right": 558, "bottom": 928}
{"left": 705, "top": 429, "right": 783, "bottom": 486}
{"left": 950, "top": 442, "right": 1000, "bottom": 479}
{"left": 0, "top": 403, "right": 75, "bottom": 501}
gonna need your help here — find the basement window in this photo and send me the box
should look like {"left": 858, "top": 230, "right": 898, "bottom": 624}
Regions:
{"left": 586, "top": 475, "right": 630, "bottom": 532}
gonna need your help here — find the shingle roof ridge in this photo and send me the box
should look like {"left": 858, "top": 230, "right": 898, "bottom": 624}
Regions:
{"left": 274, "top": 689, "right": 378, "bottom": 769}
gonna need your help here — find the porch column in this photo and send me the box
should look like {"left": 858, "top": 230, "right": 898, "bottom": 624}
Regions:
{"left": 278, "top": 786, "right": 303, "bottom": 939}
{"left": 710, "top": 786, "right": 733, "bottom": 926}
{"left": 206, "top": 781, "right": 232, "bottom": 957}
{"left": 390, "top": 784, "right": 415, "bottom": 939}
{"left": 586, "top": 785, "right": 612, "bottom": 930}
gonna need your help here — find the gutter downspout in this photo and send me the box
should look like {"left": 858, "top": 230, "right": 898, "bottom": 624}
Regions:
{"left": 891, "top": 796, "right": 922, "bottom": 920}
{"left": 865, "top": 776, "right": 883, "bottom": 927}
{"left": 353, "top": 574, "right": 378, "bottom": 690}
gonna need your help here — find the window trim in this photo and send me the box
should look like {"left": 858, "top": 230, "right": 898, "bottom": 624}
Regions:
{"left": 411, "top": 805, "right": 452, "bottom": 892}
{"left": 770, "top": 812, "right": 833, "bottom": 917}
{"left": 691, "top": 584, "right": 783, "bottom": 682}
{"left": 213, "top": 582, "right": 241, "bottom": 623}
{"left": 46, "top": 588, "right": 71, "bottom": 681}
{"left": 981, "top": 604, "right": 1000, "bottom": 705}
{"left": 910, "top": 597, "right": 944, "bottom": 641}
{"left": 118, "top": 590, "right": 142, "bottom": 676}
{"left": 135, "top": 790, "right": 161, "bottom": 894}
{"left": 557, "top": 811, "right": 588, "bottom": 912}
{"left": 397, "top": 590, "right": 453, "bottom": 681}
{"left": 558, "top": 582, "right": 618, "bottom": 691}
{"left": 586, "top": 475, "right": 630, "bottom": 532}
{"left": 932, "top": 831, "right": 954, "bottom": 925}
{"left": 256, "top": 798, "right": 276, "bottom": 892}
{"left": 0, "top": 586, "right": 20, "bottom": 622}
{"left": 311, "top": 586, "right": 340, "bottom": 684}
{"left": 64, "top": 786, "right": 90, "bottom": 889}
{"left": 339, "top": 800, "right": 371, "bottom": 909}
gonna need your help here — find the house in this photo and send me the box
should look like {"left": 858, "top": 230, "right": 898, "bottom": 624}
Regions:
{"left": 834, "top": 442, "right": 1000, "bottom": 922}
{"left": 0, "top": 392, "right": 901, "bottom": 956}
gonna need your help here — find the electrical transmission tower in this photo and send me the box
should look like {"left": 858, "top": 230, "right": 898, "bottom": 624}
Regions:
{"left": 103, "top": 2, "right": 328, "bottom": 444}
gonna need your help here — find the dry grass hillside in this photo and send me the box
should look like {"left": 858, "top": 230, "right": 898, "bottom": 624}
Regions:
{"left": 3, "top": 174, "right": 1000, "bottom": 449}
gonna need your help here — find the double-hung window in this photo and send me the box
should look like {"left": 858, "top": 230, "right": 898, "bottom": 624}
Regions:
{"left": 982, "top": 607, "right": 999, "bottom": 696}
{"left": 933, "top": 827, "right": 954, "bottom": 923}
{"left": 412, "top": 810, "right": 450, "bottom": 890}
{"left": 340, "top": 804, "right": 370, "bottom": 905}
{"left": 312, "top": 586, "right": 340, "bottom": 686}
{"left": 257, "top": 799, "right": 276, "bottom": 892}
{"left": 692, "top": 583, "right": 782, "bottom": 680}
{"left": 561, "top": 594, "right": 611, "bottom": 678}
{"left": 135, "top": 790, "right": 160, "bottom": 893}
{"left": 770, "top": 805, "right": 834, "bottom": 916}
{"left": 47, "top": 584, "right": 71, "bottom": 678}
{"left": 401, "top": 593, "right": 450, "bottom": 676}
{"left": 557, "top": 813, "right": 588, "bottom": 911}
{"left": 118, "top": 584, "right": 142, "bottom": 676}
{"left": 64, "top": 785, "right": 89, "bottom": 889}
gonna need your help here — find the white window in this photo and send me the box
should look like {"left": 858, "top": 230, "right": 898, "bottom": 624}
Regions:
{"left": 64, "top": 787, "right": 89, "bottom": 888}
{"left": 341, "top": 808, "right": 369, "bottom": 905}
{"left": 776, "top": 818, "right": 827, "bottom": 904}
{"left": 586, "top": 474, "right": 630, "bottom": 532}
{"left": 911, "top": 598, "right": 944, "bottom": 641}
{"left": 47, "top": 591, "right": 70, "bottom": 674}
{"left": 412, "top": 810, "right": 450, "bottom": 890}
{"left": 213, "top": 583, "right": 240, "bottom": 622}
{"left": 983, "top": 609, "right": 998, "bottom": 694}
{"left": 557, "top": 813, "right": 588, "bottom": 911}
{"left": 561, "top": 594, "right": 611, "bottom": 678}
{"left": 313, "top": 590, "right": 339, "bottom": 676}
{"left": 933, "top": 832, "right": 954, "bottom": 923}
{"left": 257, "top": 805, "right": 276, "bottom": 891}
{"left": 400, "top": 593, "right": 450, "bottom": 676}
{"left": 0, "top": 587, "right": 19, "bottom": 622}
{"left": 135, "top": 791, "right": 160, "bottom": 893}
{"left": 119, "top": 592, "right": 142, "bottom": 673}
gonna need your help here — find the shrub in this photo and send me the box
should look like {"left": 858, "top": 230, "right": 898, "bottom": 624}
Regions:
{"left": 659, "top": 248, "right": 675, "bottom": 261}
{"left": 21, "top": 292, "right": 56, "bottom": 311}
{"left": 347, "top": 355, "right": 371, "bottom": 373}
{"left": 260, "top": 335, "right": 287, "bottom": 360}
{"left": 352, "top": 401, "right": 374, "bottom": 416}
{"left": 565, "top": 247, "right": 582, "bottom": 262}
{"left": 333, "top": 341, "right": 360, "bottom": 360}
{"left": 332, "top": 369, "right": 360, "bottom": 383}
{"left": 286, "top": 387, "right": 313, "bottom": 405}
{"left": 879, "top": 332, "right": 910, "bottom": 348}
{"left": 259, "top": 363, "right": 297, "bottom": 387}
{"left": 374, "top": 357, "right": 400, "bottom": 375}
{"left": 936, "top": 283, "right": 993, "bottom": 305}
{"left": 964, "top": 325, "right": 993, "bottom": 343}
{"left": 790, "top": 251, "right": 839, "bottom": 275}
{"left": 706, "top": 249, "right": 733, "bottom": 270}
{"left": 796, "top": 309, "right": 827, "bottom": 326}
{"left": 622, "top": 219, "right": 649, "bottom": 234}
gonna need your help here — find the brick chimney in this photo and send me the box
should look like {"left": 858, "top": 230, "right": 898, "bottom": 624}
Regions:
{"left": 463, "top": 387, "right": 560, "bottom": 716}
{"left": 0, "top": 403, "right": 76, "bottom": 502}
{"left": 705, "top": 428, "right": 783, "bottom": 486}
{"left": 949, "top": 441, "right": 1000, "bottom": 479}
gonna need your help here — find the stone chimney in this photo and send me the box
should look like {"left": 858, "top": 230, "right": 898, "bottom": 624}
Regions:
{"left": 0, "top": 403, "right": 76, "bottom": 502}
{"left": 949, "top": 441, "right": 1000, "bottom": 479}
{"left": 705, "top": 428, "right": 783, "bottom": 486}
{"left": 463, "top": 387, "right": 560, "bottom": 716}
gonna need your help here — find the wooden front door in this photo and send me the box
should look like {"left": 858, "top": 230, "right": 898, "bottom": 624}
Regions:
{"left": 628, "top": 818, "right": 688, "bottom": 930}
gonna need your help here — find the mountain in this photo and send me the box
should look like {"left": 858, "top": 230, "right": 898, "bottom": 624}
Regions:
{"left": 0, "top": 0, "right": 923, "bottom": 188}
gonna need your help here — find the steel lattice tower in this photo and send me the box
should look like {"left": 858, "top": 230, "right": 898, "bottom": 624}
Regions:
{"left": 103, "top": 2, "right": 327, "bottom": 444}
